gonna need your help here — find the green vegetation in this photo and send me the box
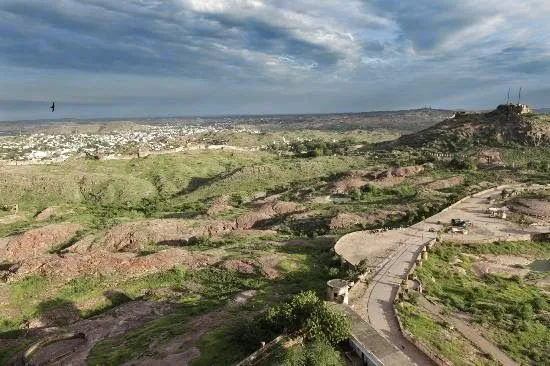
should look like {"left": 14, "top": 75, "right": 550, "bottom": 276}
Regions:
{"left": 85, "top": 238, "right": 343, "bottom": 364}
{"left": 87, "top": 300, "right": 219, "bottom": 366}
{"left": 189, "top": 291, "right": 350, "bottom": 366}
{"left": 264, "top": 290, "right": 350, "bottom": 345}
{"left": 414, "top": 241, "right": 550, "bottom": 364}
{"left": 86, "top": 265, "right": 268, "bottom": 365}
{"left": 2, "top": 275, "right": 47, "bottom": 331}
{"left": 396, "top": 303, "right": 496, "bottom": 366}
{"left": 1, "top": 264, "right": 268, "bottom": 332}
{"left": 0, "top": 151, "right": 270, "bottom": 212}
{"left": 501, "top": 147, "right": 550, "bottom": 168}
{"left": 2, "top": 113, "right": 550, "bottom": 365}
{"left": 269, "top": 340, "right": 345, "bottom": 366}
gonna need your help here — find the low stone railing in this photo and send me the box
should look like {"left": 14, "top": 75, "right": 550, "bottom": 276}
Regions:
{"left": 235, "top": 335, "right": 285, "bottom": 366}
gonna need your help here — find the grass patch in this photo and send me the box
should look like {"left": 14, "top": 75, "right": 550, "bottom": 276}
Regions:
{"left": 87, "top": 300, "right": 220, "bottom": 365}
{"left": 190, "top": 325, "right": 253, "bottom": 366}
{"left": 396, "top": 302, "right": 496, "bottom": 366}
{"left": 414, "top": 241, "right": 550, "bottom": 364}
{"left": 5, "top": 275, "right": 48, "bottom": 324}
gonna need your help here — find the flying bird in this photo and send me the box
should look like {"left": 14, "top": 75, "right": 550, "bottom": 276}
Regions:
{"left": 50, "top": 101, "right": 55, "bottom": 112}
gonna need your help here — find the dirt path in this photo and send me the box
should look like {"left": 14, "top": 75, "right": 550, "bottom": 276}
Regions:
{"left": 418, "top": 297, "right": 518, "bottom": 366}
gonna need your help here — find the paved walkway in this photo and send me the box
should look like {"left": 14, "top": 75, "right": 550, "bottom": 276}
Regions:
{"left": 418, "top": 297, "right": 518, "bottom": 366}
{"left": 338, "top": 184, "right": 550, "bottom": 365}
{"left": 359, "top": 228, "right": 437, "bottom": 365}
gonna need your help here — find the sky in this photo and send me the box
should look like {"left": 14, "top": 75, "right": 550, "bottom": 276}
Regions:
{"left": 1, "top": 0, "right": 550, "bottom": 121}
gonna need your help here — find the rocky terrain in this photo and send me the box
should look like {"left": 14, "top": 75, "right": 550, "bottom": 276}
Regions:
{"left": 395, "top": 104, "right": 550, "bottom": 150}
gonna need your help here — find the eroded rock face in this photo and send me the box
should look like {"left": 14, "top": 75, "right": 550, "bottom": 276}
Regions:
{"left": 329, "top": 213, "right": 369, "bottom": 230}
{"left": 206, "top": 196, "right": 233, "bottom": 216}
{"left": 10, "top": 248, "right": 217, "bottom": 281}
{"left": 35, "top": 206, "right": 61, "bottom": 221}
{"left": 219, "top": 259, "right": 256, "bottom": 274}
{"left": 235, "top": 201, "right": 298, "bottom": 230}
{"left": 329, "top": 211, "right": 397, "bottom": 230}
{"left": 510, "top": 198, "right": 550, "bottom": 218}
{"left": 368, "top": 165, "right": 425, "bottom": 181}
{"left": 99, "top": 219, "right": 237, "bottom": 253}
{"left": 1, "top": 223, "right": 82, "bottom": 261}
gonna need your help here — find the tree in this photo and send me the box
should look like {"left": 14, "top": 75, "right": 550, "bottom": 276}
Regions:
{"left": 305, "top": 304, "right": 351, "bottom": 345}
{"left": 265, "top": 291, "right": 351, "bottom": 345}
{"left": 279, "top": 340, "right": 344, "bottom": 366}
{"left": 306, "top": 340, "right": 345, "bottom": 365}
{"left": 344, "top": 259, "right": 369, "bottom": 282}
{"left": 449, "top": 156, "right": 477, "bottom": 171}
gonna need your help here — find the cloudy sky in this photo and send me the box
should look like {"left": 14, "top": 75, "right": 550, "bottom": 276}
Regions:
{"left": 1, "top": 0, "right": 549, "bottom": 121}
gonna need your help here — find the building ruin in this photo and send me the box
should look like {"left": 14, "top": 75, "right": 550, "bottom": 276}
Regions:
{"left": 326, "top": 279, "right": 350, "bottom": 305}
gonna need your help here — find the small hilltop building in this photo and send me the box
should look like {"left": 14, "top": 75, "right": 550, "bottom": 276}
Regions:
{"left": 518, "top": 104, "right": 531, "bottom": 114}
{"left": 496, "top": 103, "right": 531, "bottom": 114}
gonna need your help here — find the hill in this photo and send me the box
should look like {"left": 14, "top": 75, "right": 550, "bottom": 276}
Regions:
{"left": 238, "top": 108, "right": 454, "bottom": 133}
{"left": 393, "top": 105, "right": 550, "bottom": 151}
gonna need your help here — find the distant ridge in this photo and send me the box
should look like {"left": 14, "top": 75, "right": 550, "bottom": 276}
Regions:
{"left": 392, "top": 104, "right": 550, "bottom": 151}
{"left": 0, "top": 108, "right": 455, "bottom": 136}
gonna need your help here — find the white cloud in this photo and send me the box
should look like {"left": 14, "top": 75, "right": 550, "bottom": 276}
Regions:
{"left": 439, "top": 15, "right": 505, "bottom": 51}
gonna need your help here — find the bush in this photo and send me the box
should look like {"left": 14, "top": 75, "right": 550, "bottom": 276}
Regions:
{"left": 265, "top": 291, "right": 351, "bottom": 345}
{"left": 349, "top": 187, "right": 361, "bottom": 201}
{"left": 448, "top": 156, "right": 477, "bottom": 171}
{"left": 279, "top": 340, "right": 344, "bottom": 366}
{"left": 343, "top": 259, "right": 369, "bottom": 282}
{"left": 304, "top": 303, "right": 351, "bottom": 345}
{"left": 408, "top": 291, "right": 420, "bottom": 305}
{"left": 229, "top": 194, "right": 245, "bottom": 207}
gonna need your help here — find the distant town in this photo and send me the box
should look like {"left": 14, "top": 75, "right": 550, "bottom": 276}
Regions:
{"left": 0, "top": 122, "right": 259, "bottom": 164}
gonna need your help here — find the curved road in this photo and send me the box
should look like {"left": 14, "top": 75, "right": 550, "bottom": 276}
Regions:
{"left": 337, "top": 184, "right": 550, "bottom": 365}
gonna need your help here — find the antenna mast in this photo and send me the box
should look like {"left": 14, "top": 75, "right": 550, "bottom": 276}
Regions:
{"left": 518, "top": 87, "right": 522, "bottom": 105}
{"left": 507, "top": 88, "right": 510, "bottom": 104}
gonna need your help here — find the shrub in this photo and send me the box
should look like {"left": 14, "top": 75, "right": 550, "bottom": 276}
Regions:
{"left": 265, "top": 291, "right": 351, "bottom": 345}
{"left": 408, "top": 291, "right": 420, "bottom": 305}
{"left": 448, "top": 156, "right": 477, "bottom": 171}
{"left": 278, "top": 340, "right": 344, "bottom": 366}
{"left": 349, "top": 187, "right": 361, "bottom": 201}
{"left": 344, "top": 259, "right": 369, "bottom": 282}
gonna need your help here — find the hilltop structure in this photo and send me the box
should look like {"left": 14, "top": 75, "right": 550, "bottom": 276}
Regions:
{"left": 495, "top": 103, "right": 531, "bottom": 114}
{"left": 394, "top": 103, "right": 549, "bottom": 150}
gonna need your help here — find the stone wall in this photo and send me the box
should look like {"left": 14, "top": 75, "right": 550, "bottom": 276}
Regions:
{"left": 236, "top": 335, "right": 286, "bottom": 366}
